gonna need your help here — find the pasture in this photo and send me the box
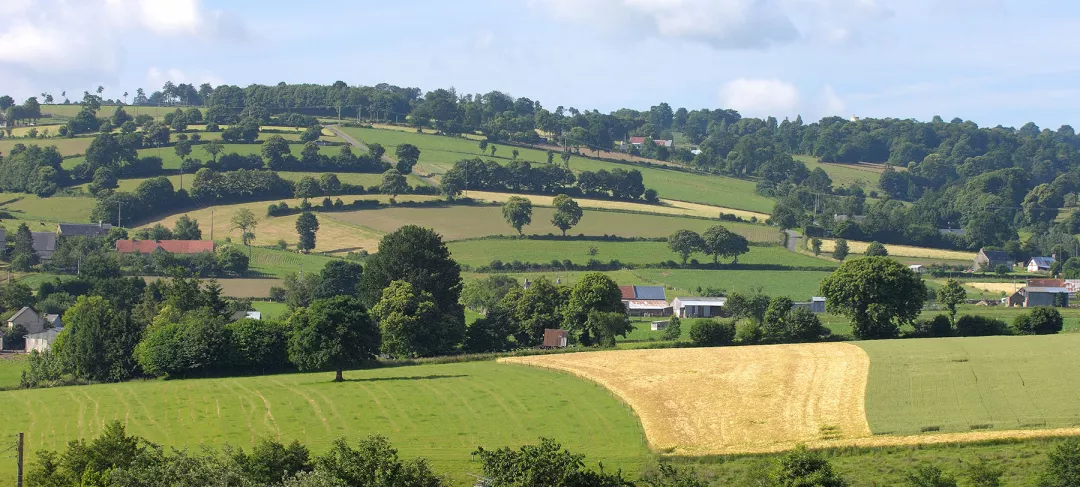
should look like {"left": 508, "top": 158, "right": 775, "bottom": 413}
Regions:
{"left": 328, "top": 205, "right": 777, "bottom": 243}
{"left": 0, "top": 195, "right": 95, "bottom": 223}
{"left": 62, "top": 141, "right": 346, "bottom": 171}
{"left": 0, "top": 361, "right": 650, "bottom": 484}
{"left": 466, "top": 190, "right": 769, "bottom": 221}
{"left": 629, "top": 268, "right": 831, "bottom": 299}
{"left": 819, "top": 239, "right": 976, "bottom": 261}
{"left": 336, "top": 126, "right": 777, "bottom": 213}
{"left": 251, "top": 300, "right": 288, "bottom": 320}
{"left": 0, "top": 355, "right": 26, "bottom": 390}
{"left": 446, "top": 240, "right": 833, "bottom": 269}
{"left": 794, "top": 155, "right": 887, "bottom": 188}
{"left": 103, "top": 171, "right": 422, "bottom": 193}
{"left": 858, "top": 334, "right": 1080, "bottom": 436}
{"left": 0, "top": 137, "right": 94, "bottom": 157}
{"left": 248, "top": 246, "right": 336, "bottom": 277}
{"left": 41, "top": 104, "right": 190, "bottom": 120}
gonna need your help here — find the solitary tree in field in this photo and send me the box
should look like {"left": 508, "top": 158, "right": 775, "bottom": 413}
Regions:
{"left": 174, "top": 139, "right": 192, "bottom": 164}
{"left": 203, "top": 139, "right": 224, "bottom": 162}
{"left": 511, "top": 149, "right": 519, "bottom": 161}
{"left": 561, "top": 152, "right": 571, "bottom": 165}
{"left": 668, "top": 229, "right": 704, "bottom": 265}
{"left": 296, "top": 211, "right": 320, "bottom": 252}
{"left": 551, "top": 194, "right": 582, "bottom": 236}
{"left": 479, "top": 140, "right": 488, "bottom": 153}
{"left": 936, "top": 279, "right": 967, "bottom": 324}
{"left": 287, "top": 296, "right": 380, "bottom": 382}
{"left": 819, "top": 257, "right": 926, "bottom": 340}
{"left": 547, "top": 151, "right": 555, "bottom": 164}
{"left": 380, "top": 169, "right": 408, "bottom": 201}
{"left": 811, "top": 238, "right": 822, "bottom": 256}
{"left": 502, "top": 196, "right": 533, "bottom": 235}
{"left": 490, "top": 145, "right": 497, "bottom": 157}
{"left": 702, "top": 225, "right": 749, "bottom": 265}
{"left": 231, "top": 208, "right": 258, "bottom": 254}
{"left": 395, "top": 143, "right": 421, "bottom": 174}
{"left": 865, "top": 241, "right": 888, "bottom": 256}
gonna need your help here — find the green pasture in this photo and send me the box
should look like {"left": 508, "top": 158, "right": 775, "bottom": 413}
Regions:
{"left": 446, "top": 239, "right": 834, "bottom": 269}
{"left": 0, "top": 137, "right": 94, "bottom": 157}
{"left": 250, "top": 301, "right": 288, "bottom": 320}
{"left": 0, "top": 361, "right": 650, "bottom": 484}
{"left": 41, "top": 104, "right": 192, "bottom": 120}
{"left": 63, "top": 142, "right": 345, "bottom": 171}
{"left": 794, "top": 155, "right": 885, "bottom": 189}
{"left": 0, "top": 195, "right": 95, "bottom": 223}
{"left": 462, "top": 270, "right": 643, "bottom": 288}
{"left": 916, "top": 305, "right": 1080, "bottom": 333}
{"left": 328, "top": 205, "right": 778, "bottom": 243}
{"left": 248, "top": 247, "right": 335, "bottom": 277}
{"left": 336, "top": 127, "right": 776, "bottom": 213}
{"left": 858, "top": 334, "right": 1080, "bottom": 436}
{"left": 104, "top": 171, "right": 421, "bottom": 193}
{"left": 0, "top": 356, "right": 26, "bottom": 390}
{"left": 629, "top": 268, "right": 830, "bottom": 299}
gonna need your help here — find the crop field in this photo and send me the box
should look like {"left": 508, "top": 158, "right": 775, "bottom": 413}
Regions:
{"left": 41, "top": 104, "right": 193, "bottom": 120}
{"left": 0, "top": 195, "right": 95, "bottom": 223}
{"left": 0, "top": 137, "right": 94, "bottom": 157}
{"left": 502, "top": 344, "right": 872, "bottom": 455}
{"left": 248, "top": 246, "right": 336, "bottom": 277}
{"left": 329, "top": 205, "right": 778, "bottom": 243}
{"left": 819, "top": 239, "right": 976, "bottom": 261}
{"left": 446, "top": 240, "right": 833, "bottom": 269}
{"left": 7, "top": 124, "right": 64, "bottom": 137}
{"left": 143, "top": 276, "right": 284, "bottom": 298}
{"left": 858, "top": 334, "right": 1080, "bottom": 436}
{"left": 336, "top": 127, "right": 776, "bottom": 213}
{"left": 629, "top": 268, "right": 831, "bottom": 299}
{"left": 0, "top": 361, "right": 649, "bottom": 484}
{"left": 467, "top": 190, "right": 769, "bottom": 220}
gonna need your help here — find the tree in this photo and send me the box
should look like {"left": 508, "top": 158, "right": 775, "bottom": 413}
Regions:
{"left": 820, "top": 257, "right": 927, "bottom": 339}
{"left": 294, "top": 176, "right": 321, "bottom": 199}
{"left": 394, "top": 143, "right": 420, "bottom": 174}
{"left": 865, "top": 241, "right": 888, "bottom": 256}
{"left": 203, "top": 139, "right": 224, "bottom": 162}
{"left": 371, "top": 280, "right": 444, "bottom": 358}
{"left": 478, "top": 140, "right": 488, "bottom": 153}
{"left": 965, "top": 458, "right": 1003, "bottom": 487}
{"left": 1014, "top": 307, "right": 1063, "bottom": 335}
{"left": 550, "top": 194, "right": 582, "bottom": 236}
{"left": 668, "top": 229, "right": 703, "bottom": 265}
{"left": 663, "top": 316, "right": 681, "bottom": 340}
{"left": 490, "top": 145, "right": 497, "bottom": 157}
{"left": 906, "top": 464, "right": 957, "bottom": 487}
{"left": 296, "top": 211, "right": 320, "bottom": 252}
{"left": 287, "top": 296, "right": 380, "bottom": 382}
{"left": 231, "top": 208, "right": 258, "bottom": 251}
{"left": 689, "top": 319, "right": 736, "bottom": 346}
{"left": 563, "top": 273, "right": 628, "bottom": 344}
{"left": 502, "top": 196, "right": 533, "bottom": 235}
{"left": 174, "top": 139, "right": 192, "bottom": 163}
{"left": 1037, "top": 438, "right": 1080, "bottom": 487}
{"left": 317, "top": 436, "right": 445, "bottom": 486}
{"left": 172, "top": 215, "right": 202, "bottom": 240}
{"left": 512, "top": 149, "right": 519, "bottom": 160}
{"left": 313, "top": 260, "right": 363, "bottom": 299}
{"left": 811, "top": 237, "right": 822, "bottom": 256}
{"left": 367, "top": 142, "right": 385, "bottom": 160}
{"left": 770, "top": 446, "right": 847, "bottom": 487}
{"left": 936, "top": 279, "right": 967, "bottom": 324}
{"left": 380, "top": 169, "right": 408, "bottom": 199}
{"left": 832, "top": 238, "right": 849, "bottom": 261}
{"left": 261, "top": 135, "right": 291, "bottom": 166}
{"left": 57, "top": 296, "right": 140, "bottom": 382}
{"left": 13, "top": 222, "right": 38, "bottom": 267}
{"left": 474, "top": 438, "right": 632, "bottom": 487}
{"left": 701, "top": 225, "right": 749, "bottom": 264}
{"left": 319, "top": 173, "right": 341, "bottom": 195}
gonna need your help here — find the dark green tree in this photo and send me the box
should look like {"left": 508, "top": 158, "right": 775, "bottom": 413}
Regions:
{"left": 551, "top": 194, "right": 583, "bottom": 236}
{"left": 832, "top": 238, "right": 850, "bottom": 261}
{"left": 502, "top": 196, "right": 533, "bottom": 235}
{"left": 380, "top": 169, "right": 408, "bottom": 199}
{"left": 371, "top": 280, "right": 445, "bottom": 357}
{"left": 668, "top": 229, "right": 703, "bottom": 265}
{"left": 936, "top": 279, "right": 967, "bottom": 324}
{"left": 1037, "top": 439, "right": 1080, "bottom": 487}
{"left": 287, "top": 296, "right": 380, "bottom": 382}
{"left": 313, "top": 260, "right": 363, "bottom": 299}
{"left": 394, "top": 143, "right": 421, "bottom": 174}
{"left": 295, "top": 211, "right": 320, "bottom": 252}
{"left": 820, "top": 257, "right": 927, "bottom": 339}
{"left": 172, "top": 215, "right": 202, "bottom": 240}
{"left": 770, "top": 446, "right": 847, "bottom": 487}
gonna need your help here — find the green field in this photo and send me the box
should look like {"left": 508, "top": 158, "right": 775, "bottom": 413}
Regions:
{"left": 0, "top": 137, "right": 94, "bottom": 157}
{"left": 251, "top": 300, "right": 288, "bottom": 320}
{"left": 447, "top": 239, "right": 834, "bottom": 269}
{"left": 41, "top": 104, "right": 193, "bottom": 120}
{"left": 858, "top": 334, "right": 1080, "bottom": 436}
{"left": 336, "top": 127, "right": 776, "bottom": 213}
{"left": 103, "top": 171, "right": 423, "bottom": 193}
{"left": 0, "top": 195, "right": 95, "bottom": 223}
{"left": 62, "top": 142, "right": 346, "bottom": 170}
{"left": 795, "top": 155, "right": 886, "bottom": 188}
{"left": 328, "top": 205, "right": 778, "bottom": 242}
{"left": 249, "top": 246, "right": 336, "bottom": 277}
{"left": 0, "top": 356, "right": 26, "bottom": 390}
{"left": 629, "top": 268, "right": 831, "bottom": 299}
{"left": 0, "top": 361, "right": 650, "bottom": 484}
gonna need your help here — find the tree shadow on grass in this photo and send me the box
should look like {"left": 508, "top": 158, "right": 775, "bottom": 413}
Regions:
{"left": 344, "top": 374, "right": 468, "bottom": 383}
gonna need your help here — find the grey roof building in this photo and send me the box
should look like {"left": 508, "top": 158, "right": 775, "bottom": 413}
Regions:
{"left": 31, "top": 232, "right": 57, "bottom": 261}
{"left": 57, "top": 222, "right": 112, "bottom": 237}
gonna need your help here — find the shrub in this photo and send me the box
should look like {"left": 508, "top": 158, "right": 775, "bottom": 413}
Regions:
{"left": 689, "top": 319, "right": 736, "bottom": 347}
{"left": 955, "top": 315, "right": 1010, "bottom": 337}
{"left": 914, "top": 314, "right": 953, "bottom": 337}
{"left": 1013, "top": 307, "right": 1063, "bottom": 335}
{"left": 663, "top": 316, "right": 681, "bottom": 341}
{"left": 735, "top": 321, "right": 762, "bottom": 344}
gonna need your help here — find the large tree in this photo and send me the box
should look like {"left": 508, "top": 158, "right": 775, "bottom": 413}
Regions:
{"left": 819, "top": 257, "right": 927, "bottom": 339}
{"left": 287, "top": 296, "right": 380, "bottom": 382}
{"left": 550, "top": 194, "right": 583, "bottom": 236}
{"left": 701, "top": 225, "right": 749, "bottom": 264}
{"left": 394, "top": 143, "right": 421, "bottom": 174}
{"left": 295, "top": 211, "right": 320, "bottom": 252}
{"left": 371, "top": 280, "right": 444, "bottom": 358}
{"left": 172, "top": 215, "right": 202, "bottom": 240}
{"left": 668, "top": 229, "right": 704, "bottom": 265}
{"left": 380, "top": 169, "right": 408, "bottom": 199}
{"left": 313, "top": 260, "right": 364, "bottom": 299}
{"left": 502, "top": 196, "right": 533, "bottom": 235}
{"left": 56, "top": 296, "right": 141, "bottom": 382}
{"left": 563, "top": 273, "right": 629, "bottom": 345}
{"left": 936, "top": 279, "right": 967, "bottom": 324}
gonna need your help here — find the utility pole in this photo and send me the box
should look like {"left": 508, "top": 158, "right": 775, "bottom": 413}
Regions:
{"left": 179, "top": 165, "right": 184, "bottom": 190}
{"left": 210, "top": 209, "right": 214, "bottom": 241}
{"left": 117, "top": 201, "right": 122, "bottom": 227}
{"left": 16, "top": 432, "right": 24, "bottom": 487}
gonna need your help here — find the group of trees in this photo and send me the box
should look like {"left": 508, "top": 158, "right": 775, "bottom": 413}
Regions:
{"left": 499, "top": 194, "right": 584, "bottom": 236}
{"left": 667, "top": 226, "right": 750, "bottom": 265}
{"left": 441, "top": 157, "right": 658, "bottom": 202}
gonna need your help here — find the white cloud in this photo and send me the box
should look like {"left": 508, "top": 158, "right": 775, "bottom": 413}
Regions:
{"left": 821, "top": 85, "right": 846, "bottom": 116}
{"left": 145, "top": 67, "right": 224, "bottom": 89}
{"left": 720, "top": 78, "right": 801, "bottom": 116}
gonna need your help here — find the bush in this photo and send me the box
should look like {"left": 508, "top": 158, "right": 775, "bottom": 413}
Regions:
{"left": 955, "top": 315, "right": 1010, "bottom": 337}
{"left": 1013, "top": 307, "right": 1063, "bottom": 335}
{"left": 735, "top": 321, "right": 762, "bottom": 344}
{"left": 914, "top": 314, "right": 953, "bottom": 337}
{"left": 688, "top": 319, "right": 735, "bottom": 347}
{"left": 663, "top": 316, "right": 681, "bottom": 341}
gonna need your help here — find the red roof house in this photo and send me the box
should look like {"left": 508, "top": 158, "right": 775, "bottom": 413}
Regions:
{"left": 619, "top": 285, "right": 636, "bottom": 300}
{"left": 116, "top": 240, "right": 215, "bottom": 255}
{"left": 629, "top": 136, "right": 647, "bottom": 146}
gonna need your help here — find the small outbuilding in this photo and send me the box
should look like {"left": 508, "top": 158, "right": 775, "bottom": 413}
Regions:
{"left": 1021, "top": 286, "right": 1070, "bottom": 307}
{"left": 26, "top": 328, "right": 62, "bottom": 353}
{"left": 650, "top": 320, "right": 668, "bottom": 331}
{"left": 542, "top": 329, "right": 568, "bottom": 348}
{"left": 908, "top": 264, "right": 925, "bottom": 274}
{"left": 1027, "top": 257, "right": 1055, "bottom": 273}
{"left": 671, "top": 297, "right": 726, "bottom": 318}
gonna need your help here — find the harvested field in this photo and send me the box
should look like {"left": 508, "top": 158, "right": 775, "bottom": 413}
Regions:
{"left": 467, "top": 191, "right": 769, "bottom": 220}
{"left": 501, "top": 344, "right": 872, "bottom": 455}
{"left": 820, "top": 239, "right": 975, "bottom": 261}
{"left": 143, "top": 277, "right": 283, "bottom": 298}
{"left": 965, "top": 282, "right": 1022, "bottom": 294}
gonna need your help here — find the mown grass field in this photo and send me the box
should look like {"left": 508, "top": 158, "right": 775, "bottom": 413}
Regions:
{"left": 794, "top": 155, "right": 887, "bottom": 188}
{"left": 0, "top": 137, "right": 94, "bottom": 157}
{"left": 819, "top": 239, "right": 976, "bottom": 261}
{"left": 629, "top": 268, "right": 831, "bottom": 299}
{"left": 248, "top": 246, "right": 336, "bottom": 277}
{"left": 251, "top": 300, "right": 288, "bottom": 320}
{"left": 446, "top": 240, "right": 833, "bottom": 269}
{"left": 329, "top": 205, "right": 778, "bottom": 243}
{"left": 467, "top": 191, "right": 769, "bottom": 221}
{"left": 0, "top": 361, "right": 650, "bottom": 484}
{"left": 62, "top": 141, "right": 346, "bottom": 170}
{"left": 41, "top": 104, "right": 193, "bottom": 120}
{"left": 0, "top": 194, "right": 95, "bottom": 223}
{"left": 336, "top": 127, "right": 776, "bottom": 213}
{"left": 858, "top": 334, "right": 1080, "bottom": 436}
{"left": 0, "top": 356, "right": 26, "bottom": 390}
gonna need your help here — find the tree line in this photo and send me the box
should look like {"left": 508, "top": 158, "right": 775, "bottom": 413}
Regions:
{"left": 440, "top": 157, "right": 659, "bottom": 203}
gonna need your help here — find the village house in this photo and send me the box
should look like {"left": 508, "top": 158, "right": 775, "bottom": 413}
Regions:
{"left": 115, "top": 240, "right": 215, "bottom": 255}
{"left": 626, "top": 137, "right": 674, "bottom": 148}
{"left": 8, "top": 307, "right": 47, "bottom": 335}
{"left": 619, "top": 285, "right": 671, "bottom": 317}
{"left": 57, "top": 222, "right": 113, "bottom": 238}
{"left": 1027, "top": 257, "right": 1055, "bottom": 273}
{"left": 671, "top": 297, "right": 726, "bottom": 318}
{"left": 31, "top": 232, "right": 57, "bottom": 261}
{"left": 974, "top": 248, "right": 1012, "bottom": 272}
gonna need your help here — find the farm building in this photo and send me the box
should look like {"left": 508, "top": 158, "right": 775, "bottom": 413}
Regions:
{"left": 31, "top": 232, "right": 56, "bottom": 261}
{"left": 650, "top": 321, "right": 668, "bottom": 331}
{"left": 974, "top": 248, "right": 1011, "bottom": 271}
{"left": 1021, "top": 286, "right": 1069, "bottom": 307}
{"left": 620, "top": 285, "right": 671, "bottom": 317}
{"left": 8, "top": 307, "right": 47, "bottom": 335}
{"left": 230, "top": 311, "right": 262, "bottom": 321}
{"left": 26, "top": 328, "right": 62, "bottom": 353}
{"left": 57, "top": 222, "right": 112, "bottom": 237}
{"left": 793, "top": 297, "right": 827, "bottom": 313}
{"left": 542, "top": 329, "right": 568, "bottom": 348}
{"left": 116, "top": 239, "right": 215, "bottom": 255}
{"left": 908, "top": 264, "right": 925, "bottom": 274}
{"left": 671, "top": 297, "right": 726, "bottom": 318}
{"left": 626, "top": 137, "right": 674, "bottom": 148}
{"left": 1027, "top": 257, "right": 1055, "bottom": 272}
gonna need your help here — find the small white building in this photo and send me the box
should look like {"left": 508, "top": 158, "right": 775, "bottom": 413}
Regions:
{"left": 26, "top": 328, "right": 62, "bottom": 353}
{"left": 650, "top": 321, "right": 668, "bottom": 331}
{"left": 1027, "top": 257, "right": 1055, "bottom": 273}
{"left": 908, "top": 264, "right": 925, "bottom": 274}
{"left": 671, "top": 297, "right": 727, "bottom": 318}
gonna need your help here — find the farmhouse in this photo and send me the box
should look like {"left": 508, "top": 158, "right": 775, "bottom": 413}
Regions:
{"left": 671, "top": 297, "right": 726, "bottom": 318}
{"left": 57, "top": 222, "right": 112, "bottom": 238}
{"left": 26, "top": 328, "right": 62, "bottom": 353}
{"left": 230, "top": 311, "right": 262, "bottom": 321}
{"left": 1027, "top": 257, "right": 1055, "bottom": 273}
{"left": 31, "top": 232, "right": 56, "bottom": 261}
{"left": 8, "top": 307, "right": 46, "bottom": 335}
{"left": 908, "top": 264, "right": 925, "bottom": 274}
{"left": 974, "top": 248, "right": 1012, "bottom": 271}
{"left": 793, "top": 297, "right": 826, "bottom": 313}
{"left": 626, "top": 137, "right": 674, "bottom": 148}
{"left": 116, "top": 239, "right": 215, "bottom": 255}
{"left": 620, "top": 285, "right": 671, "bottom": 317}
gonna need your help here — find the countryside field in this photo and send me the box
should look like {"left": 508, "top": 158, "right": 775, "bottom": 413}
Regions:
{"left": 820, "top": 239, "right": 976, "bottom": 261}
{"left": 0, "top": 194, "right": 95, "bottom": 223}
{"left": 466, "top": 190, "right": 770, "bottom": 221}
{"left": 629, "top": 268, "right": 831, "bottom": 299}
{"left": 102, "top": 170, "right": 424, "bottom": 193}
{"left": 0, "top": 361, "right": 650, "bottom": 484}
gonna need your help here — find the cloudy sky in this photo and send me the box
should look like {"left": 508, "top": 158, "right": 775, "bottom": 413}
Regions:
{"left": 1, "top": 0, "right": 1077, "bottom": 128}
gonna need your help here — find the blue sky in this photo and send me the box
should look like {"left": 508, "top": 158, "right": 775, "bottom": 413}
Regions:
{"left": 2, "top": 0, "right": 1079, "bottom": 129}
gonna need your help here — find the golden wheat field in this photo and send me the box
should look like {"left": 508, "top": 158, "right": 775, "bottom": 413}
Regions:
{"left": 820, "top": 239, "right": 975, "bottom": 261}
{"left": 501, "top": 344, "right": 872, "bottom": 455}
{"left": 965, "top": 282, "right": 1022, "bottom": 294}
{"left": 467, "top": 191, "right": 769, "bottom": 221}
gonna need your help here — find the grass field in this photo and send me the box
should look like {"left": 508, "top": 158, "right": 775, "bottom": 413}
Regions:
{"left": 41, "top": 104, "right": 193, "bottom": 120}
{"left": 62, "top": 142, "right": 345, "bottom": 171}
{"left": 336, "top": 127, "right": 777, "bottom": 213}
{"left": 858, "top": 334, "right": 1080, "bottom": 436}
{"left": 0, "top": 361, "right": 650, "bottom": 484}
{"left": 251, "top": 301, "right": 288, "bottom": 320}
{"left": 819, "top": 239, "right": 976, "bottom": 261}
{"left": 104, "top": 171, "right": 423, "bottom": 193}
{"left": 467, "top": 191, "right": 770, "bottom": 220}
{"left": 446, "top": 240, "right": 833, "bottom": 269}
{"left": 795, "top": 155, "right": 887, "bottom": 188}
{"left": 629, "top": 268, "right": 831, "bottom": 299}
{"left": 328, "top": 205, "right": 778, "bottom": 243}
{"left": 0, "top": 356, "right": 26, "bottom": 390}
{"left": 0, "top": 137, "right": 94, "bottom": 157}
{"left": 248, "top": 246, "right": 336, "bottom": 277}
{"left": 0, "top": 195, "right": 95, "bottom": 223}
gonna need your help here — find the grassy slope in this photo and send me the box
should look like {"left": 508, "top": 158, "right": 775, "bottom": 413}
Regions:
{"left": 0, "top": 195, "right": 95, "bottom": 223}
{"left": 62, "top": 142, "right": 346, "bottom": 170}
{"left": 794, "top": 155, "right": 886, "bottom": 188}
{"left": 629, "top": 268, "right": 831, "bottom": 299}
{"left": 0, "top": 362, "right": 649, "bottom": 484}
{"left": 858, "top": 334, "right": 1080, "bottom": 436}
{"left": 0, "top": 137, "right": 93, "bottom": 157}
{"left": 0, "top": 356, "right": 26, "bottom": 390}
{"left": 248, "top": 247, "right": 335, "bottom": 277}
{"left": 336, "top": 127, "right": 776, "bottom": 213}
{"left": 102, "top": 171, "right": 422, "bottom": 193}
{"left": 447, "top": 240, "right": 834, "bottom": 269}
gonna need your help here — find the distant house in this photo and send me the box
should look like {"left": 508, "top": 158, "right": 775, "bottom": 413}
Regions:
{"left": 1005, "top": 291, "right": 1025, "bottom": 307}
{"left": 230, "top": 311, "right": 262, "bottom": 321}
{"left": 26, "top": 328, "right": 62, "bottom": 353}
{"left": 627, "top": 137, "right": 674, "bottom": 148}
{"left": 116, "top": 239, "right": 215, "bottom": 255}
{"left": 793, "top": 297, "right": 827, "bottom": 313}
{"left": 1027, "top": 257, "right": 1055, "bottom": 273}
{"left": 8, "top": 307, "right": 46, "bottom": 335}
{"left": 31, "top": 232, "right": 57, "bottom": 261}
{"left": 671, "top": 297, "right": 726, "bottom": 318}
{"left": 44, "top": 313, "right": 61, "bottom": 329}
{"left": 833, "top": 214, "right": 867, "bottom": 223}
{"left": 57, "top": 222, "right": 112, "bottom": 238}
{"left": 908, "top": 264, "right": 925, "bottom": 274}
{"left": 974, "top": 248, "right": 1011, "bottom": 272}
{"left": 620, "top": 285, "right": 671, "bottom": 317}
{"left": 542, "top": 329, "right": 568, "bottom": 348}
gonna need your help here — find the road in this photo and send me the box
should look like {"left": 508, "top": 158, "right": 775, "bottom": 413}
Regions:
{"left": 326, "top": 125, "right": 440, "bottom": 188}
{"left": 785, "top": 229, "right": 802, "bottom": 253}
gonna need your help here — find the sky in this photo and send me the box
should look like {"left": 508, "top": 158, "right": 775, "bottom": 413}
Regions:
{"left": 1, "top": 0, "right": 1079, "bottom": 129}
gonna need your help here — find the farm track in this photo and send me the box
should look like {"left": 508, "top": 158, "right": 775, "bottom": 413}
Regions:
{"left": 327, "top": 125, "right": 439, "bottom": 188}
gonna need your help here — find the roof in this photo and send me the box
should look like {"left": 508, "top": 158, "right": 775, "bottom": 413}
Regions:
{"left": 618, "top": 285, "right": 636, "bottom": 300}
{"left": 230, "top": 311, "right": 262, "bottom": 321}
{"left": 31, "top": 232, "right": 56, "bottom": 252}
{"left": 116, "top": 239, "right": 215, "bottom": 254}
{"left": 1029, "top": 278, "right": 1065, "bottom": 288}
{"left": 44, "top": 314, "right": 60, "bottom": 323}
{"left": 811, "top": 297, "right": 826, "bottom": 302}
{"left": 979, "top": 249, "right": 1011, "bottom": 261}
{"left": 1026, "top": 287, "right": 1070, "bottom": 294}
{"left": 8, "top": 307, "right": 37, "bottom": 323}
{"left": 626, "top": 300, "right": 671, "bottom": 310}
{"left": 633, "top": 286, "right": 666, "bottom": 300}
{"left": 58, "top": 222, "right": 112, "bottom": 236}
{"left": 629, "top": 136, "right": 646, "bottom": 144}
{"left": 675, "top": 297, "right": 727, "bottom": 307}
{"left": 908, "top": 264, "right": 924, "bottom": 269}
{"left": 1029, "top": 257, "right": 1055, "bottom": 267}
{"left": 653, "top": 139, "right": 674, "bottom": 147}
